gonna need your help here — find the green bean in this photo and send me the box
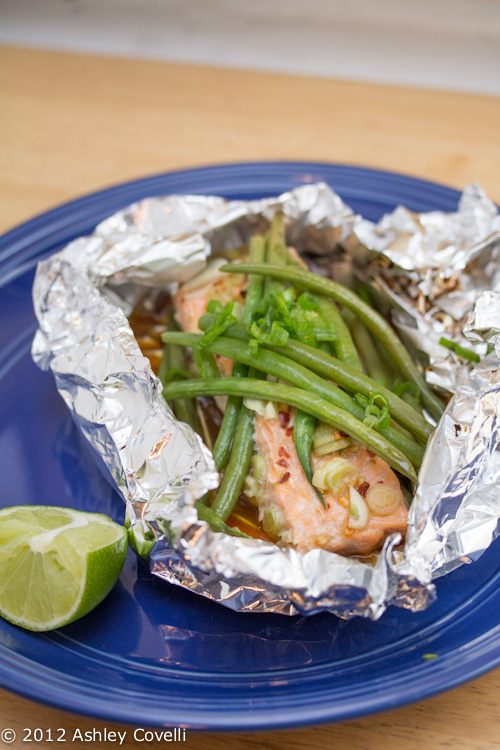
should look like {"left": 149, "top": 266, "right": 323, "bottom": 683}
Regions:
{"left": 162, "top": 330, "right": 424, "bottom": 468}
{"left": 374, "top": 336, "right": 400, "bottom": 387}
{"left": 268, "top": 212, "right": 288, "bottom": 265}
{"left": 317, "top": 298, "right": 360, "bottom": 369}
{"left": 210, "top": 402, "right": 256, "bottom": 520}
{"left": 195, "top": 501, "right": 249, "bottom": 537}
{"left": 162, "top": 378, "right": 418, "bottom": 484}
{"left": 294, "top": 410, "right": 325, "bottom": 507}
{"left": 317, "top": 341, "right": 332, "bottom": 355}
{"left": 439, "top": 336, "right": 481, "bottom": 363}
{"left": 350, "top": 318, "right": 388, "bottom": 385}
{"left": 211, "top": 365, "right": 245, "bottom": 472}
{"left": 242, "top": 235, "right": 267, "bottom": 324}
{"left": 265, "top": 213, "right": 287, "bottom": 299}
{"left": 193, "top": 346, "right": 219, "bottom": 379}
{"left": 191, "top": 350, "right": 221, "bottom": 450}
{"left": 399, "top": 484, "right": 414, "bottom": 509}
{"left": 197, "top": 314, "right": 433, "bottom": 444}
{"left": 157, "top": 342, "right": 170, "bottom": 384}
{"left": 211, "top": 234, "right": 266, "bottom": 471}
{"left": 219, "top": 263, "right": 444, "bottom": 420}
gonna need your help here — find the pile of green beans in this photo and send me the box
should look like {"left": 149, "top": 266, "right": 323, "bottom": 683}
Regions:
{"left": 196, "top": 315, "right": 432, "bottom": 444}
{"left": 218, "top": 263, "right": 445, "bottom": 421}
{"left": 159, "top": 220, "right": 445, "bottom": 536}
{"left": 161, "top": 331, "right": 425, "bottom": 470}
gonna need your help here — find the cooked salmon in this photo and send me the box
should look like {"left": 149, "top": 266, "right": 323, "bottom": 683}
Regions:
{"left": 174, "top": 262, "right": 247, "bottom": 334}
{"left": 174, "top": 262, "right": 247, "bottom": 376}
{"left": 253, "top": 412, "right": 407, "bottom": 556}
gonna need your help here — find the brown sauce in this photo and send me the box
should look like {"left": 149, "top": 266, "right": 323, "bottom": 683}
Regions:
{"left": 227, "top": 495, "right": 274, "bottom": 543}
{"left": 129, "top": 294, "right": 170, "bottom": 374}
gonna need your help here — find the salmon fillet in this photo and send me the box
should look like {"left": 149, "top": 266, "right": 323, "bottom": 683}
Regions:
{"left": 174, "top": 263, "right": 247, "bottom": 376}
{"left": 253, "top": 412, "right": 407, "bottom": 556}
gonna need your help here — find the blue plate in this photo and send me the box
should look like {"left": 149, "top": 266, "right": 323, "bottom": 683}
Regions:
{"left": 1, "top": 162, "right": 499, "bottom": 730}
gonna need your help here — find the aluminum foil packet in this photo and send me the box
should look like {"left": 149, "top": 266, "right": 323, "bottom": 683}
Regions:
{"left": 345, "top": 183, "right": 500, "bottom": 393}
{"left": 31, "top": 181, "right": 500, "bottom": 620}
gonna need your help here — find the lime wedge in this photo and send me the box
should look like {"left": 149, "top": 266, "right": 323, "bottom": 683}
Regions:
{"left": 0, "top": 506, "right": 127, "bottom": 632}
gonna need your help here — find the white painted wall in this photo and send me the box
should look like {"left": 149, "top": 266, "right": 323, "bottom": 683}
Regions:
{"left": 1, "top": 0, "right": 499, "bottom": 94}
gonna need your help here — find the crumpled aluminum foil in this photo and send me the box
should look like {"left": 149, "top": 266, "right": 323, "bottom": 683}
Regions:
{"left": 32, "top": 181, "right": 500, "bottom": 620}
{"left": 345, "top": 183, "right": 500, "bottom": 393}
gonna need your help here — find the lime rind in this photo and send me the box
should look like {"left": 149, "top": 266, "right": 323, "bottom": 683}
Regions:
{"left": 0, "top": 506, "right": 127, "bottom": 632}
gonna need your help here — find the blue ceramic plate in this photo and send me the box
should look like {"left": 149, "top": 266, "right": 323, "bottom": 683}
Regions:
{"left": 1, "top": 162, "right": 500, "bottom": 730}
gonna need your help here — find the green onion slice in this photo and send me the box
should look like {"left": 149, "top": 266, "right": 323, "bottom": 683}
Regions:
{"left": 355, "top": 392, "right": 391, "bottom": 431}
{"left": 198, "top": 300, "right": 237, "bottom": 348}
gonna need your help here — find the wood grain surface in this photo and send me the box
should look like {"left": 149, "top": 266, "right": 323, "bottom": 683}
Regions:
{"left": 1, "top": 46, "right": 500, "bottom": 233}
{"left": 1, "top": 45, "right": 500, "bottom": 749}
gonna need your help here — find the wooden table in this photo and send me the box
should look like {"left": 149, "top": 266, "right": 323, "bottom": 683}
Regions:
{"left": 1, "top": 46, "right": 500, "bottom": 750}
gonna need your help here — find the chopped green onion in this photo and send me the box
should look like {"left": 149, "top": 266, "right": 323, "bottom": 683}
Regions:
{"left": 439, "top": 336, "right": 480, "bottom": 363}
{"left": 297, "top": 292, "right": 319, "bottom": 310}
{"left": 355, "top": 392, "right": 391, "bottom": 431}
{"left": 248, "top": 287, "right": 322, "bottom": 348}
{"left": 198, "top": 300, "right": 237, "bottom": 348}
{"left": 248, "top": 319, "right": 289, "bottom": 347}
{"left": 422, "top": 653, "right": 439, "bottom": 661}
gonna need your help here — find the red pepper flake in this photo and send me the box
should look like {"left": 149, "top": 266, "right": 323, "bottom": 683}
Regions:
{"left": 279, "top": 472, "right": 291, "bottom": 484}
{"left": 358, "top": 481, "right": 370, "bottom": 497}
{"left": 339, "top": 430, "right": 348, "bottom": 438}
{"left": 454, "top": 423, "right": 462, "bottom": 437}
{"left": 240, "top": 290, "right": 247, "bottom": 298}
{"left": 277, "top": 458, "right": 289, "bottom": 468}
{"left": 367, "top": 449, "right": 375, "bottom": 457}
{"left": 326, "top": 503, "right": 331, "bottom": 510}
{"left": 285, "top": 427, "right": 294, "bottom": 437}
{"left": 278, "top": 446, "right": 290, "bottom": 458}
{"left": 279, "top": 411, "right": 290, "bottom": 428}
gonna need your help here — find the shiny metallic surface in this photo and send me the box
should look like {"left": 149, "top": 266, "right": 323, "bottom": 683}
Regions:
{"left": 31, "top": 182, "right": 500, "bottom": 619}
{"left": 346, "top": 182, "right": 500, "bottom": 393}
